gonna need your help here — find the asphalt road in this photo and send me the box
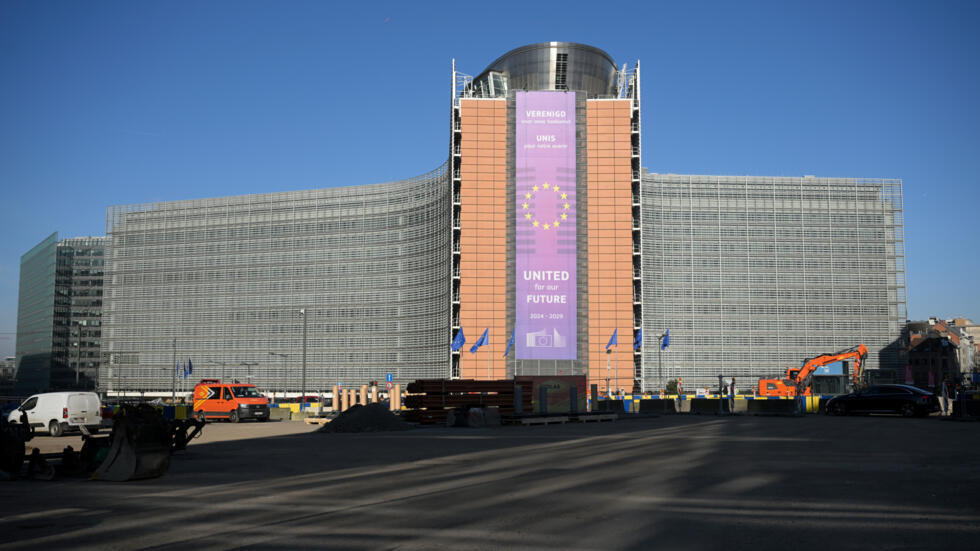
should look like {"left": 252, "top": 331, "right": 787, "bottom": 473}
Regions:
{"left": 1, "top": 415, "right": 978, "bottom": 550}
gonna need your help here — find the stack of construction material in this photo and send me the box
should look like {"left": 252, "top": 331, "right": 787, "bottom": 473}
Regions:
{"left": 403, "top": 379, "right": 532, "bottom": 424}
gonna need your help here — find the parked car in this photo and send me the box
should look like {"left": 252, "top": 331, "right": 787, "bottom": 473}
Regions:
{"left": 6, "top": 392, "right": 102, "bottom": 436}
{"left": 824, "top": 384, "right": 939, "bottom": 417}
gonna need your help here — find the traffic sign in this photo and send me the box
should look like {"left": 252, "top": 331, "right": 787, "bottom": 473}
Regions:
{"left": 338, "top": 382, "right": 343, "bottom": 387}
{"left": 386, "top": 373, "right": 393, "bottom": 383}
{"left": 385, "top": 381, "right": 393, "bottom": 390}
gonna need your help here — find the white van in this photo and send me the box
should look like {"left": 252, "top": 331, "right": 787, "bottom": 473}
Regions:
{"left": 7, "top": 392, "right": 103, "bottom": 437}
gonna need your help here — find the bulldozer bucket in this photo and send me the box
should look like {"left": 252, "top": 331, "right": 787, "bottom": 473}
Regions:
{"left": 92, "top": 405, "right": 173, "bottom": 482}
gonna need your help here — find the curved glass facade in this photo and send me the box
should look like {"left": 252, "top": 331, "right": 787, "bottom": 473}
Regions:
{"left": 468, "top": 42, "right": 619, "bottom": 98}
{"left": 100, "top": 165, "right": 451, "bottom": 395}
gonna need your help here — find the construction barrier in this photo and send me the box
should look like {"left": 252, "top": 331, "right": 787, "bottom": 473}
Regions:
{"left": 106, "top": 405, "right": 193, "bottom": 421}
{"left": 952, "top": 392, "right": 980, "bottom": 418}
{"left": 746, "top": 399, "right": 799, "bottom": 415}
{"left": 595, "top": 399, "right": 625, "bottom": 413}
{"left": 638, "top": 399, "right": 676, "bottom": 414}
{"left": 689, "top": 398, "right": 731, "bottom": 415}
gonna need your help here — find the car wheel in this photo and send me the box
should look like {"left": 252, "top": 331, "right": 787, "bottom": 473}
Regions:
{"left": 900, "top": 403, "right": 917, "bottom": 417}
{"left": 195, "top": 411, "right": 207, "bottom": 423}
{"left": 49, "top": 420, "right": 65, "bottom": 437}
{"left": 228, "top": 410, "right": 240, "bottom": 423}
{"left": 831, "top": 402, "right": 847, "bottom": 416}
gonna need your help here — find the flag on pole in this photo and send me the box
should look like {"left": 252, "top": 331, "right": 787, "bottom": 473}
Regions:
{"left": 606, "top": 329, "right": 618, "bottom": 350}
{"left": 504, "top": 329, "right": 515, "bottom": 357}
{"left": 661, "top": 329, "right": 670, "bottom": 350}
{"left": 451, "top": 328, "right": 466, "bottom": 351}
{"left": 634, "top": 328, "right": 643, "bottom": 350}
{"left": 187, "top": 358, "right": 193, "bottom": 375}
{"left": 470, "top": 328, "right": 488, "bottom": 353}
{"left": 181, "top": 361, "right": 187, "bottom": 379}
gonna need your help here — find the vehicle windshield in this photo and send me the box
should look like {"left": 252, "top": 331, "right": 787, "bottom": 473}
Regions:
{"left": 230, "top": 386, "right": 262, "bottom": 398}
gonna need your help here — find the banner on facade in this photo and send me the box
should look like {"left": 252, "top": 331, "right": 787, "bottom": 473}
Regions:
{"left": 515, "top": 91, "right": 577, "bottom": 360}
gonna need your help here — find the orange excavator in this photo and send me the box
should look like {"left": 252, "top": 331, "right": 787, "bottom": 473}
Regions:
{"left": 758, "top": 344, "right": 869, "bottom": 397}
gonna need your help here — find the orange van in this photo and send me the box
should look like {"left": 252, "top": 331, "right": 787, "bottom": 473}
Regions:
{"left": 192, "top": 379, "right": 270, "bottom": 422}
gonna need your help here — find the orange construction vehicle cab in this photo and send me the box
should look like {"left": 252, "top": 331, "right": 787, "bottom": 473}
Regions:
{"left": 758, "top": 345, "right": 869, "bottom": 397}
{"left": 192, "top": 379, "right": 270, "bottom": 423}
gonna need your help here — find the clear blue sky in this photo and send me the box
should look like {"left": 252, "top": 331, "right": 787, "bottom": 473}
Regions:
{"left": 2, "top": 0, "right": 978, "bottom": 359}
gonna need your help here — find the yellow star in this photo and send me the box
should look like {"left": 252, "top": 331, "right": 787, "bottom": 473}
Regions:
{"left": 532, "top": 185, "right": 539, "bottom": 192}
{"left": 532, "top": 220, "right": 539, "bottom": 227}
{"left": 522, "top": 202, "right": 529, "bottom": 209}
{"left": 553, "top": 221, "right": 560, "bottom": 228}
{"left": 543, "top": 182, "right": 550, "bottom": 189}
{"left": 560, "top": 193, "right": 568, "bottom": 200}
{"left": 525, "top": 192, "right": 532, "bottom": 199}
{"left": 525, "top": 213, "right": 532, "bottom": 220}
{"left": 553, "top": 185, "right": 560, "bottom": 192}
{"left": 563, "top": 203, "right": 570, "bottom": 209}
{"left": 561, "top": 213, "right": 568, "bottom": 220}
{"left": 543, "top": 223, "right": 550, "bottom": 230}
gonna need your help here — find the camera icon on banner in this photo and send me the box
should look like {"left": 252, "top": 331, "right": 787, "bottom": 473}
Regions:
{"left": 526, "top": 328, "right": 566, "bottom": 348}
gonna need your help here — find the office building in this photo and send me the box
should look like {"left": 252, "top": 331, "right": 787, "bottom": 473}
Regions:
{"left": 93, "top": 42, "right": 906, "bottom": 396}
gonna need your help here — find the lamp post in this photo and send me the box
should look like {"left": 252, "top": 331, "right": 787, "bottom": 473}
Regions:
{"left": 300, "top": 308, "right": 308, "bottom": 405}
{"left": 657, "top": 332, "right": 667, "bottom": 391}
{"left": 240, "top": 362, "right": 258, "bottom": 385}
{"left": 605, "top": 348, "right": 611, "bottom": 398}
{"left": 171, "top": 338, "right": 177, "bottom": 403}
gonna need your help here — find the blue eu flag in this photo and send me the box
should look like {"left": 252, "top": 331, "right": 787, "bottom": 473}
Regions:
{"left": 504, "top": 329, "right": 515, "bottom": 357}
{"left": 606, "top": 329, "right": 618, "bottom": 350}
{"left": 470, "top": 328, "right": 488, "bottom": 353}
{"left": 451, "top": 328, "right": 466, "bottom": 351}
{"left": 661, "top": 329, "right": 670, "bottom": 350}
{"left": 634, "top": 328, "right": 643, "bottom": 350}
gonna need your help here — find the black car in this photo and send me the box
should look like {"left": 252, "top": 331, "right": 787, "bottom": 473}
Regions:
{"left": 825, "top": 384, "right": 939, "bottom": 417}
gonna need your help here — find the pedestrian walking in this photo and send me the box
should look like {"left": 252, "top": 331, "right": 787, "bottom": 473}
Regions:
{"left": 795, "top": 380, "right": 804, "bottom": 415}
{"left": 941, "top": 377, "right": 950, "bottom": 416}
{"left": 728, "top": 377, "right": 736, "bottom": 415}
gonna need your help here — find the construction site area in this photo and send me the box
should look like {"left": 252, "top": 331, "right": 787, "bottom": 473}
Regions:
{"left": 1, "top": 410, "right": 979, "bottom": 550}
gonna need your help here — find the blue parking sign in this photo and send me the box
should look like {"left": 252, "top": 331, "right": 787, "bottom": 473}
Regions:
{"left": 386, "top": 373, "right": 393, "bottom": 383}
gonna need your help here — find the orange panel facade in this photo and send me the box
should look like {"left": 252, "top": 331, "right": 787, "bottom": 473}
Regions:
{"left": 586, "top": 99, "right": 635, "bottom": 395}
{"left": 458, "top": 98, "right": 508, "bottom": 380}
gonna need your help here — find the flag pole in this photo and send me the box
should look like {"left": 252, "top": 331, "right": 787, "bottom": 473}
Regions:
{"left": 487, "top": 331, "right": 491, "bottom": 380}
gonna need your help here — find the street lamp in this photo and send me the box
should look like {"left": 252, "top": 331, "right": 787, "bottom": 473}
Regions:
{"left": 300, "top": 308, "right": 308, "bottom": 406}
{"left": 240, "top": 361, "right": 258, "bottom": 384}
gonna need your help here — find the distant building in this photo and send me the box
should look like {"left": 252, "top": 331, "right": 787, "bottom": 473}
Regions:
{"left": 0, "top": 356, "right": 15, "bottom": 393}
{"left": 15, "top": 233, "right": 105, "bottom": 394}
{"left": 907, "top": 317, "right": 975, "bottom": 388}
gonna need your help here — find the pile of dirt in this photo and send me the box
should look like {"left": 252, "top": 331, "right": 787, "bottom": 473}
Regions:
{"left": 318, "top": 403, "right": 413, "bottom": 433}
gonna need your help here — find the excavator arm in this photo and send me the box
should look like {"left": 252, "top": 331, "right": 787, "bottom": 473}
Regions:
{"left": 797, "top": 344, "right": 869, "bottom": 395}
{"left": 758, "top": 344, "right": 868, "bottom": 397}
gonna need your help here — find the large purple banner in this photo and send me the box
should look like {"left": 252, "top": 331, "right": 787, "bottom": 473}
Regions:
{"left": 515, "top": 91, "right": 577, "bottom": 360}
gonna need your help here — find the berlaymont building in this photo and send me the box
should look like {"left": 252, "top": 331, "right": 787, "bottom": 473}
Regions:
{"left": 92, "top": 42, "right": 906, "bottom": 397}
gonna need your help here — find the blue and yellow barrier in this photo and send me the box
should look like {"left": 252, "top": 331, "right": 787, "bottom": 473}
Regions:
{"left": 598, "top": 394, "right": 827, "bottom": 414}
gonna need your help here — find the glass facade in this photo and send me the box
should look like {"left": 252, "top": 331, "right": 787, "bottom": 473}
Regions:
{"left": 14, "top": 234, "right": 105, "bottom": 393}
{"left": 640, "top": 174, "right": 907, "bottom": 390}
{"left": 15, "top": 232, "right": 59, "bottom": 394}
{"left": 468, "top": 42, "right": 619, "bottom": 99}
{"left": 100, "top": 166, "right": 451, "bottom": 396}
{"left": 57, "top": 237, "right": 106, "bottom": 390}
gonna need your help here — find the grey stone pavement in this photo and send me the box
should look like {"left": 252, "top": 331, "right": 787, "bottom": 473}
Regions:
{"left": 1, "top": 414, "right": 978, "bottom": 550}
